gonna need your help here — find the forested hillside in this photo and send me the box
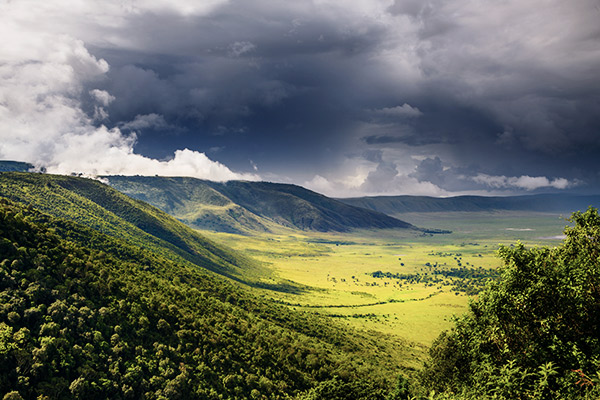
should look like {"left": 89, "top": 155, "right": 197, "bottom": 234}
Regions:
{"left": 105, "top": 176, "right": 416, "bottom": 233}
{"left": 414, "top": 208, "right": 600, "bottom": 399}
{"left": 0, "top": 172, "right": 260, "bottom": 281}
{"left": 0, "top": 192, "right": 400, "bottom": 399}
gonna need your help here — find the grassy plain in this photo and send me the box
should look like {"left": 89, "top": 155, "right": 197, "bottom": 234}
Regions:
{"left": 201, "top": 211, "right": 570, "bottom": 366}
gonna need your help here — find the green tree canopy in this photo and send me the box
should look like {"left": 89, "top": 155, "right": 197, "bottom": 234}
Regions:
{"left": 420, "top": 207, "right": 600, "bottom": 399}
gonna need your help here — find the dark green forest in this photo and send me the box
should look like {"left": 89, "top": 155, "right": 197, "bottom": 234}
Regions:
{"left": 1, "top": 171, "right": 600, "bottom": 399}
{"left": 0, "top": 172, "right": 256, "bottom": 281}
{"left": 0, "top": 174, "right": 400, "bottom": 399}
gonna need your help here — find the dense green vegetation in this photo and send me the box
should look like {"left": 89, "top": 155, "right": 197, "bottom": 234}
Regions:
{"left": 369, "top": 266, "right": 499, "bottom": 295}
{"left": 2, "top": 170, "right": 599, "bottom": 399}
{"left": 415, "top": 207, "right": 600, "bottom": 399}
{"left": 106, "top": 175, "right": 416, "bottom": 233}
{"left": 0, "top": 172, "right": 262, "bottom": 282}
{"left": 0, "top": 197, "right": 398, "bottom": 399}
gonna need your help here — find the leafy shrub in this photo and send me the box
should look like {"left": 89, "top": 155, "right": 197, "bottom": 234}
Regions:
{"left": 419, "top": 208, "right": 600, "bottom": 399}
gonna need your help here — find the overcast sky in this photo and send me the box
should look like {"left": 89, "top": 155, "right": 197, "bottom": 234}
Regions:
{"left": 1, "top": 0, "right": 599, "bottom": 197}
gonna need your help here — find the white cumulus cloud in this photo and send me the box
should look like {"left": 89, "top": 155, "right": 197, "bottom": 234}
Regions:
{"left": 373, "top": 103, "right": 423, "bottom": 118}
{"left": 0, "top": 15, "right": 256, "bottom": 182}
{"left": 90, "top": 89, "right": 115, "bottom": 107}
{"left": 473, "top": 174, "right": 573, "bottom": 191}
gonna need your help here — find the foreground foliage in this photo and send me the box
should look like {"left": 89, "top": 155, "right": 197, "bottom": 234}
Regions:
{"left": 418, "top": 207, "right": 600, "bottom": 399}
{"left": 0, "top": 195, "right": 396, "bottom": 399}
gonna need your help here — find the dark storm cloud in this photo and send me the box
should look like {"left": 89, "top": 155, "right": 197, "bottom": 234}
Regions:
{"left": 359, "top": 150, "right": 400, "bottom": 192}
{"left": 87, "top": 1, "right": 394, "bottom": 166}
{"left": 362, "top": 134, "right": 445, "bottom": 146}
{"left": 4, "top": 0, "right": 600, "bottom": 195}
{"left": 410, "top": 157, "right": 481, "bottom": 192}
{"left": 105, "top": 0, "right": 600, "bottom": 193}
{"left": 413, "top": 1, "right": 600, "bottom": 155}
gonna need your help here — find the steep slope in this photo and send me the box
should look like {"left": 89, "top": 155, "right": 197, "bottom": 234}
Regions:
{"left": 106, "top": 176, "right": 416, "bottom": 233}
{"left": 339, "top": 194, "right": 600, "bottom": 216}
{"left": 105, "top": 176, "right": 271, "bottom": 234}
{"left": 0, "top": 198, "right": 398, "bottom": 399}
{"left": 0, "top": 172, "right": 257, "bottom": 280}
{"left": 212, "top": 181, "right": 415, "bottom": 231}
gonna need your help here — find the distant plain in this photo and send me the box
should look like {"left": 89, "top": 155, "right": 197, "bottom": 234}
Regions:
{"left": 202, "top": 211, "right": 570, "bottom": 367}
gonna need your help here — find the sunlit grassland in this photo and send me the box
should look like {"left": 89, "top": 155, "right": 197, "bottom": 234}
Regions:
{"left": 200, "top": 211, "right": 570, "bottom": 365}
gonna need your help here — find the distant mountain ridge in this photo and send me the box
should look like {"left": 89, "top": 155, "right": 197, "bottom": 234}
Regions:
{"left": 0, "top": 160, "right": 34, "bottom": 172}
{"left": 338, "top": 194, "right": 600, "bottom": 215}
{"left": 105, "top": 176, "right": 417, "bottom": 233}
